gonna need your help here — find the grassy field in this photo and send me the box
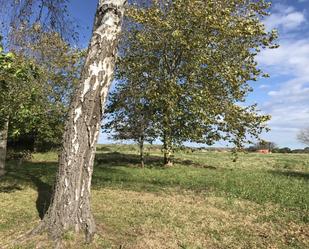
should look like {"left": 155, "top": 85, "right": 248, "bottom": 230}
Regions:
{"left": 0, "top": 144, "right": 308, "bottom": 248}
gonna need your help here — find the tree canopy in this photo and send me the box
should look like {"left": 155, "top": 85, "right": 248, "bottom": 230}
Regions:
{"left": 0, "top": 34, "right": 84, "bottom": 152}
{"left": 106, "top": 0, "right": 278, "bottom": 165}
{"left": 0, "top": 0, "right": 84, "bottom": 152}
{"left": 0, "top": 0, "right": 76, "bottom": 46}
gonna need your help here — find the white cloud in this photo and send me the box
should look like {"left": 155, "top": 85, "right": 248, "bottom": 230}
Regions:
{"left": 258, "top": 39, "right": 309, "bottom": 76}
{"left": 259, "top": 100, "right": 309, "bottom": 148}
{"left": 263, "top": 102, "right": 309, "bottom": 129}
{"left": 258, "top": 39, "right": 309, "bottom": 98}
{"left": 257, "top": 4, "right": 309, "bottom": 147}
{"left": 258, "top": 39, "right": 309, "bottom": 133}
{"left": 264, "top": 4, "right": 306, "bottom": 31}
{"left": 259, "top": 84, "right": 270, "bottom": 89}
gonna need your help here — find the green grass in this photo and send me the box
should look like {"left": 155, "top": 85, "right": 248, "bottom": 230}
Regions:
{"left": 0, "top": 144, "right": 308, "bottom": 248}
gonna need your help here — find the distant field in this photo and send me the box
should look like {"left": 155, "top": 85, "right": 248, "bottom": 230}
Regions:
{"left": 0, "top": 144, "right": 308, "bottom": 248}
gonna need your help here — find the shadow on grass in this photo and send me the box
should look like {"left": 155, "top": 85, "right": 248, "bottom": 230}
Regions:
{"left": 91, "top": 152, "right": 218, "bottom": 192}
{"left": 95, "top": 152, "right": 214, "bottom": 169}
{"left": 28, "top": 174, "right": 53, "bottom": 219}
{"left": 0, "top": 152, "right": 212, "bottom": 217}
{"left": 96, "top": 146, "right": 112, "bottom": 152}
{"left": 0, "top": 161, "right": 55, "bottom": 219}
{"left": 269, "top": 170, "right": 309, "bottom": 180}
{"left": 0, "top": 151, "right": 308, "bottom": 212}
{"left": 0, "top": 184, "right": 23, "bottom": 193}
{"left": 95, "top": 152, "right": 163, "bottom": 167}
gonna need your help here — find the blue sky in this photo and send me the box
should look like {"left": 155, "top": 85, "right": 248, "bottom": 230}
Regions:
{"left": 69, "top": 0, "right": 309, "bottom": 148}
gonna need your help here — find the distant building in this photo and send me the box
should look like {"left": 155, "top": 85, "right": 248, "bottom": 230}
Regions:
{"left": 257, "top": 149, "right": 271, "bottom": 154}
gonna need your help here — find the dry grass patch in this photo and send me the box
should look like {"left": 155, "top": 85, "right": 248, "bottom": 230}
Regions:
{"left": 0, "top": 187, "right": 308, "bottom": 248}
{"left": 90, "top": 188, "right": 309, "bottom": 249}
{"left": 0, "top": 148, "right": 308, "bottom": 248}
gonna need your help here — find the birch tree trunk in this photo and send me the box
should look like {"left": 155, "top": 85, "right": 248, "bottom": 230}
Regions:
{"left": 34, "top": 0, "right": 126, "bottom": 242}
{"left": 0, "top": 120, "right": 9, "bottom": 176}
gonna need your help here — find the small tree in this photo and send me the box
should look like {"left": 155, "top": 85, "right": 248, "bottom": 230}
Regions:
{"left": 7, "top": 32, "right": 84, "bottom": 152}
{"left": 0, "top": 41, "right": 13, "bottom": 174}
{"left": 0, "top": 38, "right": 41, "bottom": 173}
{"left": 1, "top": 0, "right": 82, "bottom": 153}
{"left": 103, "top": 77, "right": 157, "bottom": 167}
{"left": 0, "top": 33, "right": 83, "bottom": 168}
{"left": 119, "top": 0, "right": 278, "bottom": 166}
{"left": 297, "top": 127, "right": 309, "bottom": 146}
{"left": 249, "top": 140, "right": 277, "bottom": 152}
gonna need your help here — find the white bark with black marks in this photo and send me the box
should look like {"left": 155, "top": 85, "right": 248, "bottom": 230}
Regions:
{"left": 34, "top": 0, "right": 126, "bottom": 243}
